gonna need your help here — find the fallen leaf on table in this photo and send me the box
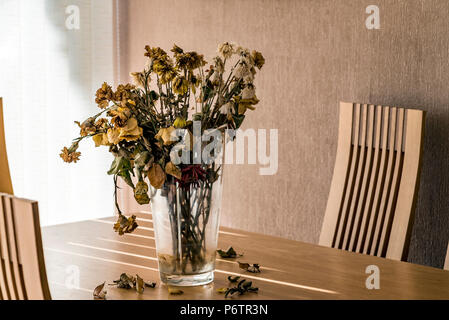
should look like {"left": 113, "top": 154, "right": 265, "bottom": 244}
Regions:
{"left": 237, "top": 261, "right": 261, "bottom": 273}
{"left": 216, "top": 287, "right": 228, "bottom": 294}
{"left": 217, "top": 247, "right": 243, "bottom": 258}
{"left": 112, "top": 273, "right": 135, "bottom": 289}
{"left": 93, "top": 282, "right": 107, "bottom": 300}
{"left": 227, "top": 275, "right": 241, "bottom": 283}
{"left": 224, "top": 279, "right": 259, "bottom": 298}
{"left": 168, "top": 287, "right": 184, "bottom": 295}
{"left": 145, "top": 281, "right": 156, "bottom": 288}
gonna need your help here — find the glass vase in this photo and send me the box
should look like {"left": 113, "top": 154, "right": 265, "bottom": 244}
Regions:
{"left": 150, "top": 164, "right": 223, "bottom": 286}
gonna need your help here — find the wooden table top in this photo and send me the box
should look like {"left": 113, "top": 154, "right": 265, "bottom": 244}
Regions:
{"left": 42, "top": 211, "right": 449, "bottom": 300}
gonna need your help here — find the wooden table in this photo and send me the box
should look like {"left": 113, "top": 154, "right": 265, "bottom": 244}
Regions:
{"left": 42, "top": 211, "right": 449, "bottom": 300}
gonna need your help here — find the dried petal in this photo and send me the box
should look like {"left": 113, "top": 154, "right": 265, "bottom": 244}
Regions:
{"left": 217, "top": 247, "right": 242, "bottom": 259}
{"left": 216, "top": 287, "right": 228, "bottom": 294}
{"left": 168, "top": 287, "right": 184, "bottom": 295}
{"left": 135, "top": 274, "right": 145, "bottom": 294}
{"left": 93, "top": 282, "right": 107, "bottom": 300}
{"left": 148, "top": 163, "right": 166, "bottom": 189}
{"left": 165, "top": 161, "right": 182, "bottom": 179}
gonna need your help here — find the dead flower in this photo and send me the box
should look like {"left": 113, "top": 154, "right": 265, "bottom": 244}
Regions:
{"left": 113, "top": 214, "right": 138, "bottom": 235}
{"left": 237, "top": 261, "right": 260, "bottom": 273}
{"left": 217, "top": 247, "right": 242, "bottom": 259}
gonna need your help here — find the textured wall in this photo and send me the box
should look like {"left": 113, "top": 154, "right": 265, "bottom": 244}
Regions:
{"left": 118, "top": 0, "right": 449, "bottom": 268}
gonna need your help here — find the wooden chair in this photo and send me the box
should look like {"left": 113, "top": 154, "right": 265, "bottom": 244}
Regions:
{"left": 319, "top": 102, "right": 425, "bottom": 261}
{"left": 444, "top": 244, "right": 449, "bottom": 270}
{"left": 0, "top": 98, "right": 14, "bottom": 194}
{"left": 0, "top": 193, "right": 51, "bottom": 299}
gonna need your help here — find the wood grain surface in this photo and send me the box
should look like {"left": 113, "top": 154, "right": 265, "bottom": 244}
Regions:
{"left": 42, "top": 212, "right": 449, "bottom": 300}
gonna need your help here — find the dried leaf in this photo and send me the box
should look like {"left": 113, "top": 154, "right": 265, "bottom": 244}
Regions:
{"left": 217, "top": 247, "right": 242, "bottom": 259}
{"left": 237, "top": 261, "right": 260, "bottom": 273}
{"left": 227, "top": 276, "right": 241, "bottom": 283}
{"left": 112, "top": 273, "right": 135, "bottom": 289}
{"left": 224, "top": 278, "right": 259, "bottom": 298}
{"left": 216, "top": 287, "right": 228, "bottom": 294}
{"left": 133, "top": 180, "right": 150, "bottom": 205}
{"left": 168, "top": 287, "right": 184, "bottom": 295}
{"left": 247, "top": 264, "right": 261, "bottom": 273}
{"left": 135, "top": 274, "right": 144, "bottom": 294}
{"left": 148, "top": 163, "right": 166, "bottom": 189}
{"left": 237, "top": 261, "right": 250, "bottom": 270}
{"left": 93, "top": 282, "right": 107, "bottom": 300}
{"left": 165, "top": 161, "right": 182, "bottom": 179}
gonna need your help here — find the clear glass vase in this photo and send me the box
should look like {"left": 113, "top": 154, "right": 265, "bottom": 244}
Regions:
{"left": 150, "top": 164, "right": 223, "bottom": 286}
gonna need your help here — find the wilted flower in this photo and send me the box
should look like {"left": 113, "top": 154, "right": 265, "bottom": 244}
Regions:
{"left": 118, "top": 118, "right": 143, "bottom": 142}
{"left": 155, "top": 126, "right": 176, "bottom": 145}
{"left": 95, "top": 82, "right": 114, "bottom": 109}
{"left": 173, "top": 117, "right": 187, "bottom": 128}
{"left": 113, "top": 214, "right": 138, "bottom": 235}
{"left": 172, "top": 76, "right": 189, "bottom": 95}
{"left": 130, "top": 71, "right": 149, "bottom": 88}
{"left": 75, "top": 117, "right": 97, "bottom": 137}
{"left": 218, "top": 42, "right": 236, "bottom": 59}
{"left": 251, "top": 50, "right": 265, "bottom": 69}
{"left": 59, "top": 142, "right": 81, "bottom": 163}
{"left": 114, "top": 83, "right": 135, "bottom": 102}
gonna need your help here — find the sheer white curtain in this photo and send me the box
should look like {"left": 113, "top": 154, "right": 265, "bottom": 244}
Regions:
{"left": 0, "top": 0, "right": 115, "bottom": 225}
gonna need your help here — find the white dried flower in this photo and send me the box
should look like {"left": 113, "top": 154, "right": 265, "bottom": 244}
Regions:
{"left": 218, "top": 42, "right": 236, "bottom": 59}
{"left": 242, "top": 85, "right": 256, "bottom": 100}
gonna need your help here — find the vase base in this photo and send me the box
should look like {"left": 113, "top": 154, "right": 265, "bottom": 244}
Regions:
{"left": 160, "top": 270, "right": 214, "bottom": 286}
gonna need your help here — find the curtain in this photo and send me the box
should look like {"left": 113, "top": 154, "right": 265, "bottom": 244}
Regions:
{"left": 0, "top": 0, "right": 116, "bottom": 225}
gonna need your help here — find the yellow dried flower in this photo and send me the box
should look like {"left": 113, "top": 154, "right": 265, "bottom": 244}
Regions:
{"left": 95, "top": 82, "right": 114, "bottom": 109}
{"left": 172, "top": 76, "right": 189, "bottom": 95}
{"left": 59, "top": 142, "right": 81, "bottom": 163}
{"left": 113, "top": 214, "right": 138, "bottom": 235}
{"left": 155, "top": 126, "right": 176, "bottom": 145}
{"left": 173, "top": 117, "right": 187, "bottom": 128}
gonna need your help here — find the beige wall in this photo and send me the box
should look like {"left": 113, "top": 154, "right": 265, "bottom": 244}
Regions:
{"left": 118, "top": 0, "right": 449, "bottom": 268}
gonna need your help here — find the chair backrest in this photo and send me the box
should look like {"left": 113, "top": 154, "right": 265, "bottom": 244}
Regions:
{"left": 319, "top": 102, "right": 425, "bottom": 261}
{"left": 0, "top": 98, "right": 14, "bottom": 194}
{"left": 0, "top": 193, "right": 51, "bottom": 300}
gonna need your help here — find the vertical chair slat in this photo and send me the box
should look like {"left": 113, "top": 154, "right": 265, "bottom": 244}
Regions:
{"left": 319, "top": 103, "right": 354, "bottom": 247}
{"left": 12, "top": 197, "right": 51, "bottom": 300}
{"left": 333, "top": 103, "right": 361, "bottom": 249}
{"left": 377, "top": 108, "right": 405, "bottom": 257}
{"left": 0, "top": 195, "right": 10, "bottom": 300}
{"left": 0, "top": 195, "right": 18, "bottom": 299}
{"left": 386, "top": 109, "right": 425, "bottom": 260}
{"left": 363, "top": 106, "right": 390, "bottom": 255}
{"left": 370, "top": 107, "right": 398, "bottom": 256}
{"left": 2, "top": 195, "right": 26, "bottom": 299}
{"left": 348, "top": 104, "right": 375, "bottom": 251}
{"left": 342, "top": 104, "right": 369, "bottom": 250}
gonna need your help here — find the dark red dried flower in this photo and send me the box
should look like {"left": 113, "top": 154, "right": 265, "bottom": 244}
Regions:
{"left": 176, "top": 165, "right": 207, "bottom": 189}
